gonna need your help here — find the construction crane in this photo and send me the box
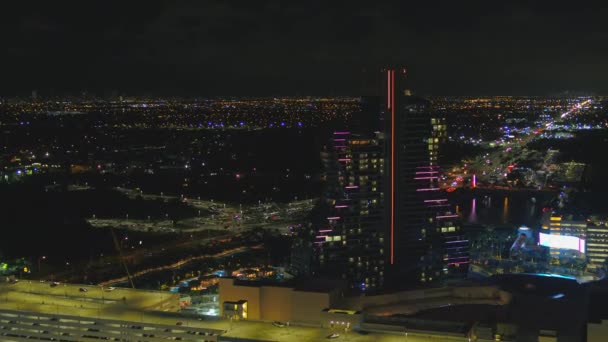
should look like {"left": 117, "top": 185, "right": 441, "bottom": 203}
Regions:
{"left": 110, "top": 227, "right": 136, "bottom": 289}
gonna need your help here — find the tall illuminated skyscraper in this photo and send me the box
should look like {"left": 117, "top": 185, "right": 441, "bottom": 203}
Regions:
{"left": 299, "top": 70, "right": 467, "bottom": 292}
{"left": 385, "top": 68, "right": 468, "bottom": 287}
{"left": 313, "top": 117, "right": 387, "bottom": 292}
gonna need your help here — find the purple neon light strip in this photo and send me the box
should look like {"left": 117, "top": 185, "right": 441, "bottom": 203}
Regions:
{"left": 437, "top": 214, "right": 459, "bottom": 219}
{"left": 327, "top": 216, "right": 341, "bottom": 220}
{"left": 316, "top": 235, "right": 328, "bottom": 239}
{"left": 424, "top": 199, "right": 448, "bottom": 203}
{"left": 318, "top": 229, "right": 333, "bottom": 233}
{"left": 333, "top": 131, "right": 350, "bottom": 135}
{"left": 414, "top": 177, "right": 439, "bottom": 180}
{"left": 416, "top": 188, "right": 440, "bottom": 191}
{"left": 445, "top": 240, "right": 469, "bottom": 244}
{"left": 447, "top": 261, "right": 470, "bottom": 265}
{"left": 333, "top": 138, "right": 346, "bottom": 141}
{"left": 345, "top": 186, "right": 359, "bottom": 189}
{"left": 335, "top": 205, "right": 348, "bottom": 208}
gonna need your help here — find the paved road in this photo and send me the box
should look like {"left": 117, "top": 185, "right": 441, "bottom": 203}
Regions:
{"left": 444, "top": 99, "right": 594, "bottom": 191}
{"left": 0, "top": 281, "right": 177, "bottom": 310}
{"left": 98, "top": 245, "right": 261, "bottom": 287}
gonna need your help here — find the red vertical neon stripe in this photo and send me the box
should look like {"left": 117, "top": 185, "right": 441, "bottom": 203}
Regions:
{"left": 390, "top": 69, "right": 395, "bottom": 265}
{"left": 387, "top": 70, "right": 391, "bottom": 109}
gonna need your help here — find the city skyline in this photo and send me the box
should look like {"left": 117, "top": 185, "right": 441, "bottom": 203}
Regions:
{"left": 2, "top": 91, "right": 607, "bottom": 341}
{"left": 2, "top": 3, "right": 608, "bottom": 341}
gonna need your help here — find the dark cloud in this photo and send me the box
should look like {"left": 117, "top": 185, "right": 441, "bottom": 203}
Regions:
{"left": 1, "top": 1, "right": 607, "bottom": 96}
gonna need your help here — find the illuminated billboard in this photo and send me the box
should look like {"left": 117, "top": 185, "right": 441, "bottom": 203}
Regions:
{"left": 539, "top": 233, "right": 585, "bottom": 253}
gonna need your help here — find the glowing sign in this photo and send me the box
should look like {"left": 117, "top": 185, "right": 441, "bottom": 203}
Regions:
{"left": 389, "top": 69, "right": 395, "bottom": 265}
{"left": 539, "top": 233, "right": 585, "bottom": 253}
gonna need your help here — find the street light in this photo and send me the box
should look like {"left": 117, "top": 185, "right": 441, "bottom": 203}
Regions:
{"left": 38, "top": 256, "right": 46, "bottom": 273}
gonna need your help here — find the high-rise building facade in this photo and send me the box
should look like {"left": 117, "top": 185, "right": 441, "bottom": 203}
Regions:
{"left": 385, "top": 68, "right": 468, "bottom": 287}
{"left": 430, "top": 116, "right": 448, "bottom": 165}
{"left": 541, "top": 212, "right": 587, "bottom": 259}
{"left": 313, "top": 129, "right": 387, "bottom": 292}
{"left": 587, "top": 223, "right": 608, "bottom": 270}
{"left": 302, "top": 69, "right": 468, "bottom": 292}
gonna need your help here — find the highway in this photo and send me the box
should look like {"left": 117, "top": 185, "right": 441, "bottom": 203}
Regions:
{"left": 98, "top": 245, "right": 261, "bottom": 287}
{"left": 103, "top": 187, "right": 313, "bottom": 235}
{"left": 444, "top": 98, "right": 594, "bottom": 191}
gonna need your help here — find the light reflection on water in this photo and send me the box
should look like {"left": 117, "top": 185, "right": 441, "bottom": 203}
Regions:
{"left": 502, "top": 196, "right": 509, "bottom": 223}
{"left": 455, "top": 192, "right": 545, "bottom": 227}
{"left": 469, "top": 198, "right": 477, "bottom": 223}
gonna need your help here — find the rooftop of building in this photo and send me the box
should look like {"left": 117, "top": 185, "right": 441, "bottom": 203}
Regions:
{"left": 227, "top": 276, "right": 347, "bottom": 294}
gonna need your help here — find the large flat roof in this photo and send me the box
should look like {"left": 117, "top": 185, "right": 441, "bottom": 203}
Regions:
{"left": 0, "top": 282, "right": 470, "bottom": 341}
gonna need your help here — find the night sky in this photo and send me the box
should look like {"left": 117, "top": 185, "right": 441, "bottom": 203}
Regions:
{"left": 1, "top": 1, "right": 607, "bottom": 97}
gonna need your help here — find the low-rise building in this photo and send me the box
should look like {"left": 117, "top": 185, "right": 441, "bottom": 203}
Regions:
{"left": 218, "top": 277, "right": 344, "bottom": 325}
